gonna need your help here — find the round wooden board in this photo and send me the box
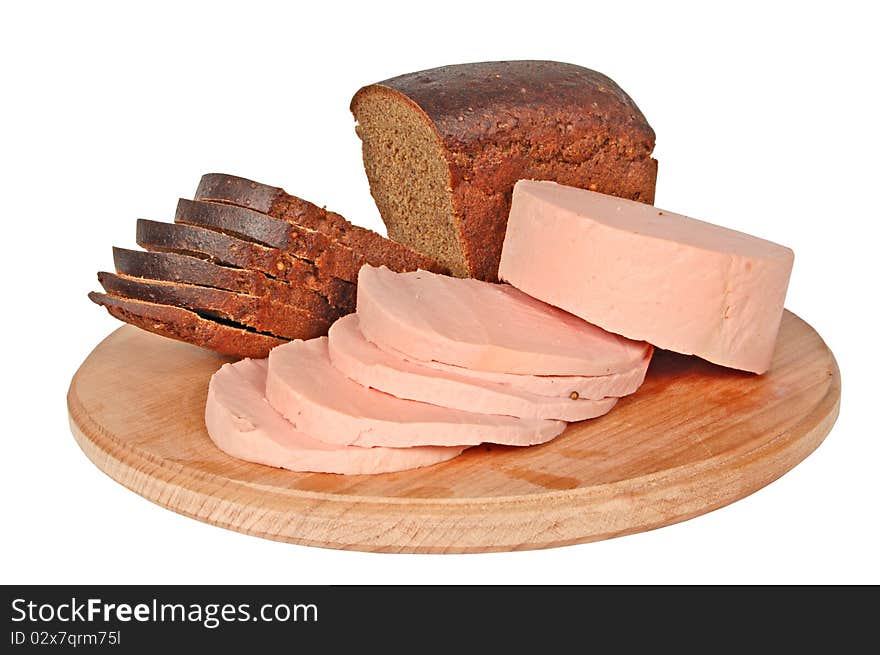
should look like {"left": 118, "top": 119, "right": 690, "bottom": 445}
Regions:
{"left": 68, "top": 311, "right": 840, "bottom": 553}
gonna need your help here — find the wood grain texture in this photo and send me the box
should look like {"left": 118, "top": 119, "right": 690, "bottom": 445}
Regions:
{"left": 67, "top": 311, "right": 840, "bottom": 553}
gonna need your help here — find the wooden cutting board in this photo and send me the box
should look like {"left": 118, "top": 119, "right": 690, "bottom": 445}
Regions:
{"left": 67, "top": 311, "right": 840, "bottom": 553}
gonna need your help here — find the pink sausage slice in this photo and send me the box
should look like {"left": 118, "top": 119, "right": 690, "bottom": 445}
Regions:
{"left": 356, "top": 265, "right": 650, "bottom": 376}
{"left": 378, "top": 341, "right": 653, "bottom": 400}
{"left": 328, "top": 314, "right": 619, "bottom": 420}
{"left": 205, "top": 358, "right": 464, "bottom": 474}
{"left": 266, "top": 337, "right": 567, "bottom": 447}
{"left": 499, "top": 180, "right": 795, "bottom": 373}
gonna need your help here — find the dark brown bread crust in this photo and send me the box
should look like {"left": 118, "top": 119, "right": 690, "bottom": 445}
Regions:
{"left": 195, "top": 173, "right": 280, "bottom": 213}
{"left": 351, "top": 60, "right": 658, "bottom": 281}
{"left": 88, "top": 292, "right": 285, "bottom": 358}
{"left": 98, "top": 272, "right": 330, "bottom": 340}
{"left": 135, "top": 220, "right": 356, "bottom": 311}
{"left": 177, "top": 198, "right": 293, "bottom": 249}
{"left": 112, "top": 248, "right": 339, "bottom": 323}
{"left": 174, "top": 199, "right": 363, "bottom": 283}
{"left": 194, "top": 173, "right": 447, "bottom": 273}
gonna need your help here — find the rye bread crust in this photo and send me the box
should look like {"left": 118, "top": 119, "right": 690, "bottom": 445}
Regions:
{"left": 174, "top": 199, "right": 364, "bottom": 283}
{"left": 98, "top": 272, "right": 330, "bottom": 340}
{"left": 195, "top": 173, "right": 280, "bottom": 214}
{"left": 112, "top": 247, "right": 339, "bottom": 323}
{"left": 351, "top": 60, "right": 658, "bottom": 281}
{"left": 135, "top": 219, "right": 356, "bottom": 311}
{"left": 194, "top": 173, "right": 447, "bottom": 273}
{"left": 88, "top": 292, "right": 285, "bottom": 358}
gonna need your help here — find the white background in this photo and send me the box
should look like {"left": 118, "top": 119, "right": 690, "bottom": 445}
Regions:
{"left": 2, "top": 1, "right": 877, "bottom": 584}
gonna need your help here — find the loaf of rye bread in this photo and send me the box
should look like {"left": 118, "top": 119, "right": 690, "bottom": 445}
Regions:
{"left": 350, "top": 60, "right": 658, "bottom": 280}
{"left": 135, "top": 219, "right": 356, "bottom": 311}
{"left": 113, "top": 248, "right": 339, "bottom": 323}
{"left": 174, "top": 199, "right": 364, "bottom": 283}
{"left": 88, "top": 292, "right": 285, "bottom": 359}
{"left": 97, "top": 272, "right": 330, "bottom": 340}
{"left": 194, "top": 173, "right": 445, "bottom": 273}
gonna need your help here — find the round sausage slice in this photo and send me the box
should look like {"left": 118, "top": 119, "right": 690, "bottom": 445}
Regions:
{"left": 356, "top": 265, "right": 650, "bottom": 375}
{"left": 206, "top": 358, "right": 464, "bottom": 474}
{"left": 378, "top": 341, "right": 652, "bottom": 400}
{"left": 328, "top": 314, "right": 618, "bottom": 420}
{"left": 266, "top": 337, "right": 566, "bottom": 448}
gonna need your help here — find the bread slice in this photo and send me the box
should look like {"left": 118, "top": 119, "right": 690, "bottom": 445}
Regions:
{"left": 88, "top": 292, "right": 285, "bottom": 358}
{"left": 112, "top": 247, "right": 340, "bottom": 323}
{"left": 174, "top": 199, "right": 363, "bottom": 283}
{"left": 135, "top": 220, "right": 356, "bottom": 311}
{"left": 194, "top": 173, "right": 446, "bottom": 273}
{"left": 97, "top": 272, "right": 330, "bottom": 340}
{"left": 350, "top": 60, "right": 658, "bottom": 280}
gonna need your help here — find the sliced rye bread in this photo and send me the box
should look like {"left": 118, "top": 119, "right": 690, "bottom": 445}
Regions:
{"left": 174, "top": 199, "right": 363, "bottom": 283}
{"left": 97, "top": 272, "right": 330, "bottom": 340}
{"left": 88, "top": 292, "right": 285, "bottom": 358}
{"left": 135, "top": 220, "right": 356, "bottom": 311}
{"left": 112, "top": 247, "right": 340, "bottom": 324}
{"left": 194, "top": 173, "right": 447, "bottom": 273}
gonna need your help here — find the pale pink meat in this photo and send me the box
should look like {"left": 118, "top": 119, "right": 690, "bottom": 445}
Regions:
{"left": 377, "top": 340, "right": 652, "bottom": 399}
{"left": 205, "top": 358, "right": 464, "bottom": 474}
{"left": 328, "top": 314, "right": 619, "bottom": 420}
{"left": 265, "top": 337, "right": 566, "bottom": 447}
{"left": 356, "top": 265, "right": 650, "bottom": 375}
{"left": 498, "top": 180, "right": 795, "bottom": 373}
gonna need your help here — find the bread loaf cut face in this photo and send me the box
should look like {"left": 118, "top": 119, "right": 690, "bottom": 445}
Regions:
{"left": 351, "top": 61, "right": 658, "bottom": 281}
{"left": 352, "top": 85, "right": 467, "bottom": 276}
